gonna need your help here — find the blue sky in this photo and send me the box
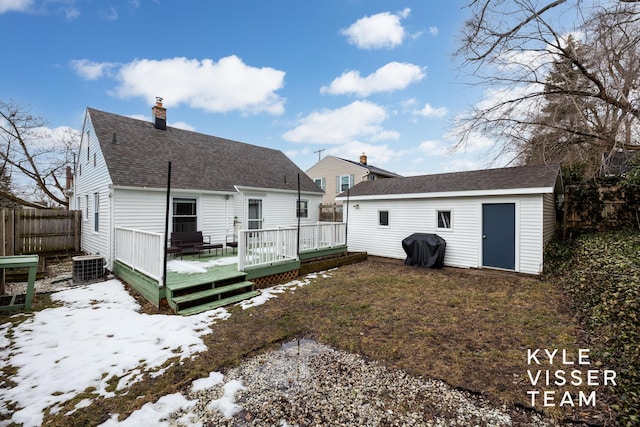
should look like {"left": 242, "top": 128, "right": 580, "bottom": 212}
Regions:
{"left": 0, "top": 0, "right": 496, "bottom": 176}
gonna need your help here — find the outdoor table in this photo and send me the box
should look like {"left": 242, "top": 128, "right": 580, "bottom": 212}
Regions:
{"left": 0, "top": 254, "right": 39, "bottom": 312}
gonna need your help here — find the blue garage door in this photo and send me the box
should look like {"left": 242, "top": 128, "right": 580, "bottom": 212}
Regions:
{"left": 482, "top": 203, "right": 515, "bottom": 270}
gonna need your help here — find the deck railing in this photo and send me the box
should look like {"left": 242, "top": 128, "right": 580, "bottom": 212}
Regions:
{"left": 238, "top": 222, "right": 346, "bottom": 270}
{"left": 114, "top": 227, "right": 164, "bottom": 283}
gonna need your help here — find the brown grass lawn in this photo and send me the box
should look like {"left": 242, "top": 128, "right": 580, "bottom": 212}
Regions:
{"left": 43, "top": 257, "right": 614, "bottom": 426}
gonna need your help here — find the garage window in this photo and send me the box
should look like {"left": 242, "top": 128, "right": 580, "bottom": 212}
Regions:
{"left": 379, "top": 210, "right": 389, "bottom": 227}
{"left": 437, "top": 210, "right": 452, "bottom": 230}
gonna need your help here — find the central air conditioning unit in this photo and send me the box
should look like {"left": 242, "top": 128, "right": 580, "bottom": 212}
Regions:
{"left": 72, "top": 255, "right": 105, "bottom": 285}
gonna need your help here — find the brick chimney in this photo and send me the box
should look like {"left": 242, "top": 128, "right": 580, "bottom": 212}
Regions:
{"left": 359, "top": 152, "right": 367, "bottom": 165}
{"left": 152, "top": 97, "right": 167, "bottom": 130}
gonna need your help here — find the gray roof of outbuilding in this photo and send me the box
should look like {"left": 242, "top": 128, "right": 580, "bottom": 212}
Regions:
{"left": 341, "top": 163, "right": 561, "bottom": 197}
{"left": 88, "top": 108, "right": 322, "bottom": 194}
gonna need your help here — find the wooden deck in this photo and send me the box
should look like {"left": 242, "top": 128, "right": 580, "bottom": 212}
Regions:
{"left": 164, "top": 253, "right": 259, "bottom": 315}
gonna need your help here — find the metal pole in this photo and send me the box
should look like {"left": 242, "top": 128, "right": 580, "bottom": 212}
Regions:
{"left": 345, "top": 188, "right": 349, "bottom": 247}
{"left": 162, "top": 161, "right": 171, "bottom": 288}
{"left": 297, "top": 173, "right": 301, "bottom": 256}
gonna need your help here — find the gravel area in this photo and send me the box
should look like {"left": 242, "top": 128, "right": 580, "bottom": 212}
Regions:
{"left": 3, "top": 258, "right": 75, "bottom": 295}
{"left": 169, "top": 339, "right": 551, "bottom": 427}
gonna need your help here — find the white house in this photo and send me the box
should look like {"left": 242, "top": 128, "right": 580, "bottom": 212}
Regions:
{"left": 69, "top": 101, "right": 324, "bottom": 270}
{"left": 337, "top": 163, "right": 563, "bottom": 275}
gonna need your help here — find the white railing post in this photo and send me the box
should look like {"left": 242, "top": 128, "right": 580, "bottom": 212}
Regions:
{"left": 236, "top": 222, "right": 347, "bottom": 270}
{"left": 114, "top": 227, "right": 164, "bottom": 283}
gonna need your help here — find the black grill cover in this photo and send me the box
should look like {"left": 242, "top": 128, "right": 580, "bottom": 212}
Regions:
{"left": 402, "top": 233, "right": 446, "bottom": 268}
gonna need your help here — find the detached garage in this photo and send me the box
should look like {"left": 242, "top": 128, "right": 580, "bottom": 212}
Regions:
{"left": 337, "top": 163, "right": 563, "bottom": 275}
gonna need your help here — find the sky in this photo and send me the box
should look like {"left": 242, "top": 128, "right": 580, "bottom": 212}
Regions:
{"left": 0, "top": 0, "right": 496, "bottom": 177}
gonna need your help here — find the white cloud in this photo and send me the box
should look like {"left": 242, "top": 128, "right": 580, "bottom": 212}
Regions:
{"left": 70, "top": 59, "right": 117, "bottom": 80}
{"left": 442, "top": 158, "right": 484, "bottom": 173}
{"left": 171, "top": 121, "right": 196, "bottom": 131}
{"left": 111, "top": 56, "right": 286, "bottom": 115}
{"left": 282, "top": 101, "right": 399, "bottom": 144}
{"left": 0, "top": 0, "right": 32, "bottom": 13}
{"left": 321, "top": 62, "right": 425, "bottom": 97}
{"left": 429, "top": 26, "right": 439, "bottom": 36}
{"left": 414, "top": 102, "right": 448, "bottom": 118}
{"left": 340, "top": 8, "right": 411, "bottom": 50}
{"left": 418, "top": 140, "right": 449, "bottom": 156}
{"left": 326, "top": 141, "right": 402, "bottom": 169}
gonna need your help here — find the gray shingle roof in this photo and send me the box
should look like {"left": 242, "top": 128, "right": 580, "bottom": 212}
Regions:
{"left": 88, "top": 108, "right": 322, "bottom": 194}
{"left": 341, "top": 163, "right": 561, "bottom": 197}
{"left": 338, "top": 157, "right": 402, "bottom": 178}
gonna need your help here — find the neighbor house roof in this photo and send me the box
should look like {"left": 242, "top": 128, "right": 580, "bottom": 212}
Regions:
{"left": 337, "top": 157, "right": 402, "bottom": 178}
{"left": 338, "top": 163, "right": 562, "bottom": 199}
{"left": 87, "top": 108, "right": 322, "bottom": 194}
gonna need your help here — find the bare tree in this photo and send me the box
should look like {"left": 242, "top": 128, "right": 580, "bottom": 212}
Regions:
{"left": 453, "top": 0, "right": 640, "bottom": 176}
{"left": 0, "top": 100, "right": 79, "bottom": 208}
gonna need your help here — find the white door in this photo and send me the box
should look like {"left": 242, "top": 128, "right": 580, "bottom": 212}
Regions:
{"left": 248, "top": 199, "right": 263, "bottom": 229}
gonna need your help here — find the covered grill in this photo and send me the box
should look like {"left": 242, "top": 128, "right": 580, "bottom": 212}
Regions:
{"left": 402, "top": 233, "right": 446, "bottom": 268}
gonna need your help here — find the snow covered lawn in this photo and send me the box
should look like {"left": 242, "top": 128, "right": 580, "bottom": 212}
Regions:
{"left": 0, "top": 259, "right": 327, "bottom": 427}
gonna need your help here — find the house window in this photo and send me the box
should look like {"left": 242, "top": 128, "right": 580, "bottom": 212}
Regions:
{"left": 94, "top": 192, "right": 99, "bottom": 232}
{"left": 337, "top": 174, "right": 353, "bottom": 193}
{"left": 76, "top": 196, "right": 80, "bottom": 212}
{"left": 85, "top": 195, "right": 89, "bottom": 221}
{"left": 314, "top": 178, "right": 325, "bottom": 191}
{"left": 173, "top": 198, "right": 197, "bottom": 232}
{"left": 379, "top": 210, "right": 389, "bottom": 226}
{"left": 297, "top": 199, "right": 308, "bottom": 218}
{"left": 93, "top": 153, "right": 97, "bottom": 167}
{"left": 437, "top": 210, "right": 452, "bottom": 230}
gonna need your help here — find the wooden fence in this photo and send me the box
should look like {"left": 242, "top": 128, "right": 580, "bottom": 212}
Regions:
{"left": 1, "top": 208, "right": 81, "bottom": 256}
{"left": 319, "top": 203, "right": 343, "bottom": 222}
{"left": 562, "top": 184, "right": 640, "bottom": 236}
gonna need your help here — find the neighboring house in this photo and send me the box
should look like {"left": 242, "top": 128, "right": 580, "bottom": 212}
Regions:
{"left": 305, "top": 154, "right": 401, "bottom": 205}
{"left": 70, "top": 101, "right": 324, "bottom": 270}
{"left": 337, "top": 163, "right": 563, "bottom": 275}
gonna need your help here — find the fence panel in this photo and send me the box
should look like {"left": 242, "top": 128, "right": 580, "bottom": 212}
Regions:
{"left": 319, "top": 204, "right": 343, "bottom": 222}
{"left": 1, "top": 208, "right": 81, "bottom": 255}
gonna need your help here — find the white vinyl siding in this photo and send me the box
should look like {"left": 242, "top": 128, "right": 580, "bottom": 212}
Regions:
{"left": 345, "top": 194, "right": 550, "bottom": 275}
{"left": 542, "top": 193, "right": 556, "bottom": 245}
{"left": 236, "top": 189, "right": 322, "bottom": 229}
{"left": 518, "top": 196, "right": 542, "bottom": 275}
{"left": 74, "top": 114, "right": 112, "bottom": 262}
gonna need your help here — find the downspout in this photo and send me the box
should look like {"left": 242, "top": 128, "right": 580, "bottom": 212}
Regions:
{"left": 162, "top": 161, "right": 171, "bottom": 288}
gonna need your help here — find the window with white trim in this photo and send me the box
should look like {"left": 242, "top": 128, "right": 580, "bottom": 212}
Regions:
{"left": 338, "top": 174, "right": 352, "bottom": 192}
{"left": 94, "top": 192, "right": 99, "bottom": 232}
{"left": 297, "top": 199, "right": 308, "bottom": 218}
{"left": 173, "top": 198, "right": 197, "bottom": 232}
{"left": 314, "top": 178, "right": 325, "bottom": 191}
{"left": 437, "top": 210, "right": 452, "bottom": 230}
{"left": 378, "top": 210, "right": 389, "bottom": 226}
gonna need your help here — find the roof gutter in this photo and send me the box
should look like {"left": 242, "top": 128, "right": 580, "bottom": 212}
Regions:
{"left": 336, "top": 186, "right": 556, "bottom": 201}
{"left": 234, "top": 185, "right": 323, "bottom": 196}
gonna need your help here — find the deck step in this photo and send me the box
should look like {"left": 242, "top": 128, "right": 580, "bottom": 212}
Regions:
{"left": 166, "top": 270, "right": 247, "bottom": 291}
{"left": 177, "top": 290, "right": 261, "bottom": 316}
{"left": 172, "top": 281, "right": 254, "bottom": 305}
